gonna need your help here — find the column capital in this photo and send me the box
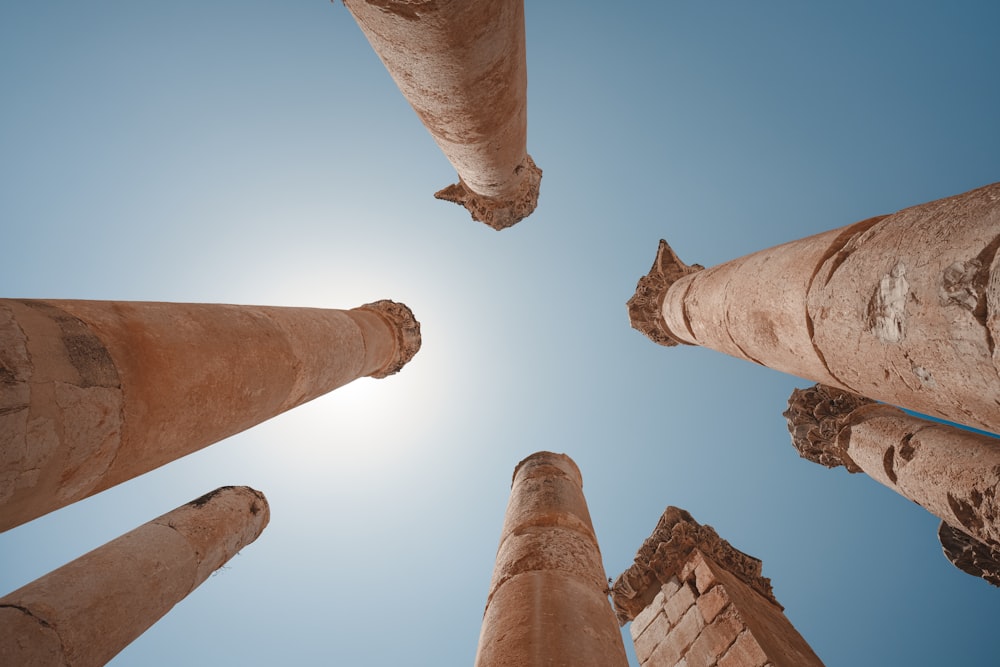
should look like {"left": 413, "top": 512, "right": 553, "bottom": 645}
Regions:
{"left": 626, "top": 240, "right": 702, "bottom": 346}
{"left": 358, "top": 300, "right": 422, "bottom": 378}
{"left": 938, "top": 522, "right": 1000, "bottom": 587}
{"left": 784, "top": 384, "right": 874, "bottom": 472}
{"left": 611, "top": 507, "right": 776, "bottom": 625}
{"left": 434, "top": 155, "right": 542, "bottom": 231}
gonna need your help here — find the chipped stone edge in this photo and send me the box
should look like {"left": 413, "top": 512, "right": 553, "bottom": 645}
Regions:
{"left": 626, "top": 239, "right": 703, "bottom": 347}
{"left": 938, "top": 521, "right": 1000, "bottom": 587}
{"left": 434, "top": 155, "right": 542, "bottom": 231}
{"left": 358, "top": 299, "right": 422, "bottom": 379}
{"left": 610, "top": 506, "right": 776, "bottom": 626}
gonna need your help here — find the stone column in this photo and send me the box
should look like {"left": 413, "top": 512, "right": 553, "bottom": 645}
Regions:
{"left": 0, "top": 298, "right": 420, "bottom": 531}
{"left": 0, "top": 485, "right": 268, "bottom": 666}
{"left": 344, "top": 0, "right": 542, "bottom": 230}
{"left": 785, "top": 383, "right": 1000, "bottom": 586}
{"left": 612, "top": 507, "right": 825, "bottom": 667}
{"left": 628, "top": 182, "right": 1000, "bottom": 435}
{"left": 475, "top": 451, "right": 628, "bottom": 667}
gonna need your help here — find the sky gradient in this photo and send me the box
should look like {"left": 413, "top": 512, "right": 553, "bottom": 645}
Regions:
{"left": 2, "top": 2, "right": 999, "bottom": 665}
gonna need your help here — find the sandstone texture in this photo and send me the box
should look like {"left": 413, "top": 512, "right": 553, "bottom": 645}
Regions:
{"left": 612, "top": 508, "right": 824, "bottom": 667}
{"left": 786, "top": 383, "right": 1000, "bottom": 586}
{"left": 0, "top": 298, "right": 420, "bottom": 531}
{"left": 475, "top": 451, "right": 628, "bottom": 667}
{"left": 344, "top": 0, "right": 541, "bottom": 229}
{"left": 629, "top": 182, "right": 1000, "bottom": 434}
{"left": 0, "top": 486, "right": 268, "bottom": 666}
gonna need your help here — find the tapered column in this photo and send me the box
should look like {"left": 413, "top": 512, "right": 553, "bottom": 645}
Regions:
{"left": 628, "top": 182, "right": 1000, "bottom": 434}
{"left": 344, "top": 0, "right": 542, "bottom": 230}
{"left": 612, "top": 507, "right": 825, "bottom": 667}
{"left": 0, "top": 485, "right": 268, "bottom": 666}
{"left": 0, "top": 298, "right": 420, "bottom": 531}
{"left": 785, "top": 383, "right": 1000, "bottom": 586}
{"left": 475, "top": 452, "right": 627, "bottom": 667}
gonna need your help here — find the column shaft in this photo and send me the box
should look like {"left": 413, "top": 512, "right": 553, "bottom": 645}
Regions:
{"left": 475, "top": 451, "right": 628, "bottom": 667}
{"left": 0, "top": 298, "right": 419, "bottom": 531}
{"left": 629, "top": 182, "right": 1000, "bottom": 434}
{"left": 786, "top": 383, "right": 1000, "bottom": 585}
{"left": 0, "top": 486, "right": 269, "bottom": 666}
{"left": 612, "top": 507, "right": 825, "bottom": 667}
{"left": 344, "top": 0, "right": 542, "bottom": 230}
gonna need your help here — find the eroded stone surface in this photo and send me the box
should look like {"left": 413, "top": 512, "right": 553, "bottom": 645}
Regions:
{"left": 0, "top": 486, "right": 268, "bottom": 665}
{"left": 783, "top": 384, "right": 874, "bottom": 472}
{"left": 475, "top": 452, "right": 627, "bottom": 667}
{"left": 939, "top": 522, "right": 1000, "bottom": 587}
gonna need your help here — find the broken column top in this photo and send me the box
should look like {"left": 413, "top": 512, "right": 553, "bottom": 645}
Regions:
{"left": 358, "top": 299, "right": 422, "bottom": 378}
{"left": 783, "top": 383, "right": 878, "bottom": 473}
{"left": 610, "top": 506, "right": 776, "bottom": 625}
{"left": 626, "top": 239, "right": 704, "bottom": 346}
{"left": 511, "top": 450, "right": 582, "bottom": 487}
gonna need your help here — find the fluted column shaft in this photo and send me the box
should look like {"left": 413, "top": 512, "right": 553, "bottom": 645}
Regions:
{"left": 629, "top": 182, "right": 1000, "bottom": 434}
{"left": 475, "top": 451, "right": 628, "bottom": 667}
{"left": 0, "top": 486, "right": 269, "bottom": 666}
{"left": 0, "top": 298, "right": 420, "bottom": 531}
{"left": 344, "top": 0, "right": 542, "bottom": 230}
{"left": 786, "top": 383, "right": 1000, "bottom": 586}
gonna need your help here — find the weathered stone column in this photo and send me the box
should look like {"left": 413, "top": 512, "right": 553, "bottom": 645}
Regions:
{"left": 0, "top": 485, "right": 268, "bottom": 666}
{"left": 343, "top": 0, "right": 542, "bottom": 230}
{"left": 0, "top": 298, "right": 420, "bottom": 531}
{"left": 785, "top": 383, "right": 1000, "bottom": 586}
{"left": 475, "top": 451, "right": 628, "bottom": 667}
{"left": 612, "top": 507, "right": 825, "bottom": 667}
{"left": 628, "top": 182, "right": 1000, "bottom": 434}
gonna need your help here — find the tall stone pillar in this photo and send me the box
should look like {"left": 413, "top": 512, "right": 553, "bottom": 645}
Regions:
{"left": 612, "top": 507, "right": 825, "bottom": 667}
{"left": 0, "top": 298, "right": 420, "bottom": 531}
{"left": 475, "top": 451, "right": 628, "bottom": 667}
{"left": 785, "top": 383, "right": 1000, "bottom": 586}
{"left": 0, "top": 485, "right": 268, "bottom": 666}
{"left": 344, "top": 0, "right": 542, "bottom": 230}
{"left": 628, "top": 182, "right": 1000, "bottom": 435}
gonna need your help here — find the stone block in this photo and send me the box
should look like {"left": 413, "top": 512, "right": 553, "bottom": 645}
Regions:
{"left": 696, "top": 584, "right": 730, "bottom": 624}
{"left": 663, "top": 581, "right": 697, "bottom": 625}
{"left": 684, "top": 612, "right": 744, "bottom": 667}
{"left": 634, "top": 610, "right": 670, "bottom": 663}
{"left": 718, "top": 629, "right": 769, "bottom": 667}
{"left": 633, "top": 588, "right": 667, "bottom": 637}
{"left": 693, "top": 557, "right": 719, "bottom": 594}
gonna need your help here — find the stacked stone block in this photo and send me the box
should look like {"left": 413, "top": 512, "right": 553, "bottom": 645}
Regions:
{"left": 613, "top": 508, "right": 824, "bottom": 667}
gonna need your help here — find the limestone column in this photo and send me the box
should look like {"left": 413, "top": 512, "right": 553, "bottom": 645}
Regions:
{"left": 0, "top": 485, "right": 268, "bottom": 666}
{"left": 475, "top": 451, "right": 628, "bottom": 667}
{"left": 0, "top": 298, "right": 420, "bottom": 531}
{"left": 343, "top": 0, "right": 542, "bottom": 230}
{"left": 611, "top": 507, "right": 825, "bottom": 667}
{"left": 785, "top": 383, "right": 1000, "bottom": 586}
{"left": 628, "top": 182, "right": 1000, "bottom": 434}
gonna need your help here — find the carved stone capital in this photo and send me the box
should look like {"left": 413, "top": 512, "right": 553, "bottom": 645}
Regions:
{"left": 434, "top": 155, "right": 542, "bottom": 231}
{"left": 610, "top": 507, "right": 776, "bottom": 625}
{"left": 626, "top": 239, "right": 702, "bottom": 347}
{"left": 358, "top": 300, "right": 422, "bottom": 379}
{"left": 783, "top": 384, "right": 874, "bottom": 473}
{"left": 939, "top": 521, "right": 1000, "bottom": 587}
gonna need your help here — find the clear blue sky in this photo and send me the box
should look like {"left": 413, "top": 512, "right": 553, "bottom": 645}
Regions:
{"left": 2, "top": 2, "right": 999, "bottom": 665}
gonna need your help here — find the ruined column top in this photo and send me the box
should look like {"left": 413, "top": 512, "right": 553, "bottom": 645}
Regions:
{"left": 784, "top": 383, "right": 880, "bottom": 473}
{"left": 435, "top": 155, "right": 542, "bottom": 231}
{"left": 610, "top": 506, "right": 776, "bottom": 625}
{"left": 512, "top": 451, "right": 582, "bottom": 487}
{"left": 358, "top": 299, "right": 422, "bottom": 379}
{"left": 626, "top": 240, "right": 703, "bottom": 346}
